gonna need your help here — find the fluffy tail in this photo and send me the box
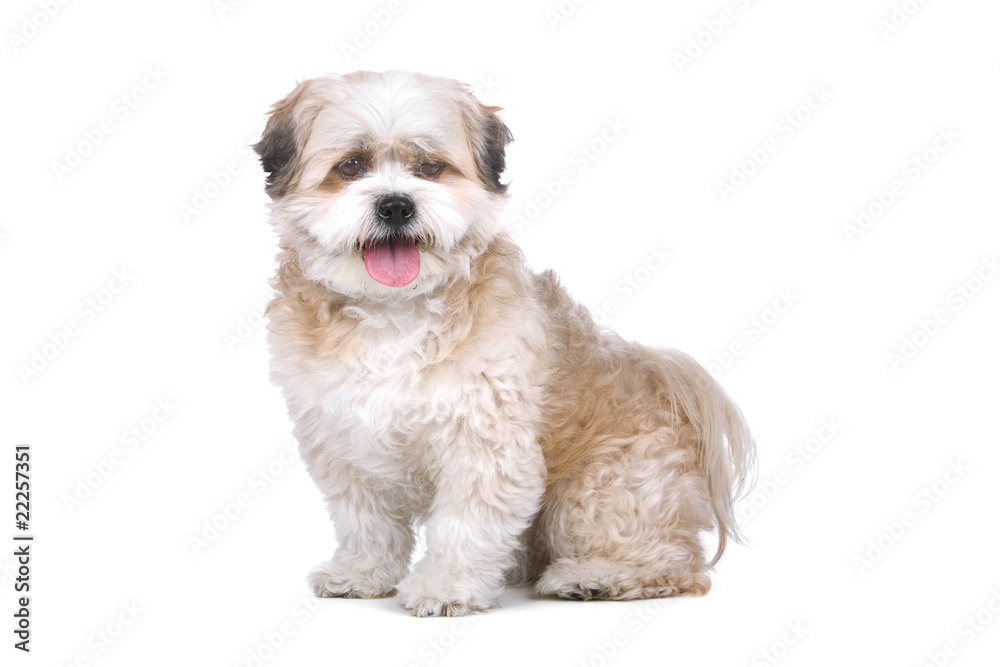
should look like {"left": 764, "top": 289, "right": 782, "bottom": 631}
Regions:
{"left": 648, "top": 348, "right": 757, "bottom": 567}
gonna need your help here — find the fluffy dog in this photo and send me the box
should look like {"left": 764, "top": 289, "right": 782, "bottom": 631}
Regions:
{"left": 255, "top": 70, "right": 756, "bottom": 617}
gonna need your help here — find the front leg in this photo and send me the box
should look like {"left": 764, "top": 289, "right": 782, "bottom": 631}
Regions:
{"left": 309, "top": 468, "right": 415, "bottom": 599}
{"left": 396, "top": 413, "right": 546, "bottom": 616}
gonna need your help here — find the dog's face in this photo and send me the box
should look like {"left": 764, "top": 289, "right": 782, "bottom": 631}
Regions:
{"left": 255, "top": 71, "right": 513, "bottom": 299}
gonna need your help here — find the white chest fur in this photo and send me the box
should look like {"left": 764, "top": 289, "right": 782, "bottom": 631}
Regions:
{"left": 269, "top": 297, "right": 501, "bottom": 489}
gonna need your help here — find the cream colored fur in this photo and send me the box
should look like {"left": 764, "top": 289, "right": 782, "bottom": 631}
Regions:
{"left": 257, "top": 71, "right": 756, "bottom": 616}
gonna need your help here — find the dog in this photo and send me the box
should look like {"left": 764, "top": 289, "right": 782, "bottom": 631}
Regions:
{"left": 255, "top": 70, "right": 756, "bottom": 617}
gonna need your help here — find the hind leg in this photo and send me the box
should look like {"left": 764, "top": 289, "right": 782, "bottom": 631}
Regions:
{"left": 535, "top": 426, "right": 716, "bottom": 600}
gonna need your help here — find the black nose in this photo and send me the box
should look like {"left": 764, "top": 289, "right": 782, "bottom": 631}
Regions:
{"left": 376, "top": 194, "right": 415, "bottom": 226}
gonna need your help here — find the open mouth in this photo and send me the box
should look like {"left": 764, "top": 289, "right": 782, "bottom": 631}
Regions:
{"left": 362, "top": 235, "right": 421, "bottom": 287}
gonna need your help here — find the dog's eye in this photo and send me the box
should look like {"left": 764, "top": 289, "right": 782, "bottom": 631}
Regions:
{"left": 417, "top": 162, "right": 443, "bottom": 178}
{"left": 338, "top": 157, "right": 365, "bottom": 178}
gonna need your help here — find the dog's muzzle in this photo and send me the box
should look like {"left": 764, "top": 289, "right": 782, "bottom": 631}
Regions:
{"left": 364, "top": 193, "right": 420, "bottom": 288}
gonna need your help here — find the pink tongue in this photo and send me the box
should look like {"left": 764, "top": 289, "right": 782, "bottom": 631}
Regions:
{"left": 363, "top": 240, "right": 420, "bottom": 287}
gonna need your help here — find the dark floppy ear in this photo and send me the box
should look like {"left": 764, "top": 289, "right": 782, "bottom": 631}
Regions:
{"left": 465, "top": 101, "right": 514, "bottom": 194}
{"left": 254, "top": 79, "right": 318, "bottom": 198}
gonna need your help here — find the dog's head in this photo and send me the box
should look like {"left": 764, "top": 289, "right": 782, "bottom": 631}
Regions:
{"left": 255, "top": 71, "right": 513, "bottom": 299}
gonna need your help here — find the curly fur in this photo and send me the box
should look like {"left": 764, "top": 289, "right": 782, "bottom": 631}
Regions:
{"left": 257, "top": 70, "right": 756, "bottom": 616}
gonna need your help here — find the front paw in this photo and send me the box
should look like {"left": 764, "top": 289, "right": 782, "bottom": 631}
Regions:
{"left": 308, "top": 559, "right": 397, "bottom": 599}
{"left": 395, "top": 569, "right": 497, "bottom": 617}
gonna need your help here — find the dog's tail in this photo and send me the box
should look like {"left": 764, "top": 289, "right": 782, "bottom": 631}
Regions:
{"left": 649, "top": 348, "right": 757, "bottom": 567}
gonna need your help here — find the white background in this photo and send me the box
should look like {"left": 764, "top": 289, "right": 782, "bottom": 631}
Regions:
{"left": 3, "top": 0, "right": 999, "bottom": 665}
